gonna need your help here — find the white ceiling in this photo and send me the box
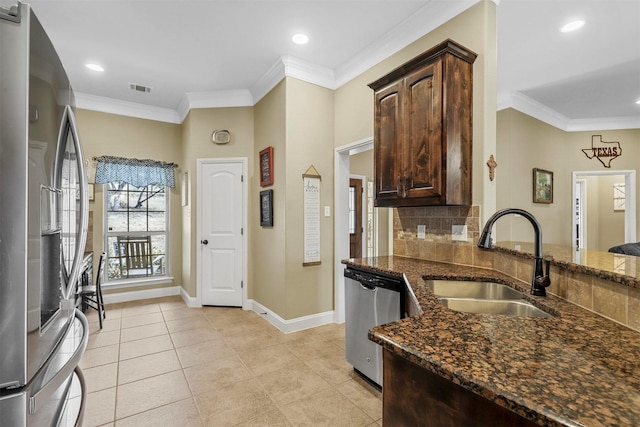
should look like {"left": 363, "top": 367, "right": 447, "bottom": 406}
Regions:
{"left": 23, "top": 0, "right": 640, "bottom": 129}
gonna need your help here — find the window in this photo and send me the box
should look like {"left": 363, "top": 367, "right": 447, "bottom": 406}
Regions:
{"left": 104, "top": 182, "right": 168, "bottom": 282}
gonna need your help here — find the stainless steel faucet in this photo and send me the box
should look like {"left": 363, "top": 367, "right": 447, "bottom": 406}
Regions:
{"left": 478, "top": 208, "right": 551, "bottom": 296}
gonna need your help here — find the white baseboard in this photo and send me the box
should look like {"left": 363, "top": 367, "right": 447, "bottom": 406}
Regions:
{"left": 102, "top": 286, "right": 181, "bottom": 305}
{"left": 246, "top": 299, "right": 335, "bottom": 334}
{"left": 180, "top": 287, "right": 199, "bottom": 307}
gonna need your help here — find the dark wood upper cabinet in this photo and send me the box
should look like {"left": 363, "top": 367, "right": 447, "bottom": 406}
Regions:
{"left": 369, "top": 39, "right": 477, "bottom": 207}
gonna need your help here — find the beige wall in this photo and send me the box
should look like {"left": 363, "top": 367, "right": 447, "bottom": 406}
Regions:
{"left": 252, "top": 81, "right": 287, "bottom": 315}
{"left": 496, "top": 108, "right": 640, "bottom": 247}
{"left": 584, "top": 174, "right": 625, "bottom": 251}
{"left": 180, "top": 107, "right": 255, "bottom": 297}
{"left": 75, "top": 109, "right": 182, "bottom": 292}
{"left": 283, "top": 78, "right": 335, "bottom": 319}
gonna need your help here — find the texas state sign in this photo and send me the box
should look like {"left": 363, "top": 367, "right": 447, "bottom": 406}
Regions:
{"left": 581, "top": 135, "right": 622, "bottom": 168}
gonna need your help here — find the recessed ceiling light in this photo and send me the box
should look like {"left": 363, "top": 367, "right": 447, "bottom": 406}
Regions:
{"left": 85, "top": 63, "right": 104, "bottom": 72}
{"left": 636, "top": 99, "right": 640, "bottom": 105}
{"left": 560, "top": 20, "right": 585, "bottom": 33}
{"left": 292, "top": 33, "right": 309, "bottom": 45}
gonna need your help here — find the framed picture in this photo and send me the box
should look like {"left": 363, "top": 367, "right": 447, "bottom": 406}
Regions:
{"left": 260, "top": 189, "right": 273, "bottom": 227}
{"left": 533, "top": 168, "right": 553, "bottom": 204}
{"left": 259, "top": 146, "right": 274, "bottom": 187}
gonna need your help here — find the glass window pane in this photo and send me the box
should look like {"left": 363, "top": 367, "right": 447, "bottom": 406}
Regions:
{"left": 107, "top": 212, "right": 128, "bottom": 232}
{"left": 148, "top": 212, "right": 166, "bottom": 231}
{"left": 147, "top": 191, "right": 166, "bottom": 212}
{"left": 106, "top": 257, "right": 123, "bottom": 281}
{"left": 106, "top": 236, "right": 119, "bottom": 257}
{"left": 128, "top": 191, "right": 146, "bottom": 210}
{"left": 129, "top": 212, "right": 148, "bottom": 231}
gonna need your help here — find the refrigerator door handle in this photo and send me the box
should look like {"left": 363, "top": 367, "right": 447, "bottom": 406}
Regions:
{"left": 28, "top": 310, "right": 88, "bottom": 415}
{"left": 56, "top": 106, "right": 89, "bottom": 301}
{"left": 72, "top": 366, "right": 87, "bottom": 427}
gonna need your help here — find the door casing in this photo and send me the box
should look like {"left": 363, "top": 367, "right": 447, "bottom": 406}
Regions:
{"left": 571, "top": 170, "right": 636, "bottom": 250}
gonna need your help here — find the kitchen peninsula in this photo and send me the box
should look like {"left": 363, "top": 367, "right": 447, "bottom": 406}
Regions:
{"left": 343, "top": 256, "right": 640, "bottom": 426}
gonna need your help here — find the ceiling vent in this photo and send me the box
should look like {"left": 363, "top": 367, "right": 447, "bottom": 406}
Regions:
{"left": 129, "top": 83, "right": 152, "bottom": 93}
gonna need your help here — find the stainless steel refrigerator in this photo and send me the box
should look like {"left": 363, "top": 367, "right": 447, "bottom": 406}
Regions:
{"left": 0, "top": 2, "right": 89, "bottom": 425}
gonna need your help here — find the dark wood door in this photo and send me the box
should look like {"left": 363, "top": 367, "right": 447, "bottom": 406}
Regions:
{"left": 349, "top": 178, "right": 363, "bottom": 259}
{"left": 373, "top": 80, "right": 403, "bottom": 204}
{"left": 404, "top": 59, "right": 443, "bottom": 201}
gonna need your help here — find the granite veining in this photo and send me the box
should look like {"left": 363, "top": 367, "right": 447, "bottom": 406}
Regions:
{"left": 343, "top": 256, "right": 640, "bottom": 426}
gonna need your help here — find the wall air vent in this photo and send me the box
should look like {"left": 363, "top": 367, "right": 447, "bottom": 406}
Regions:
{"left": 129, "top": 83, "right": 152, "bottom": 93}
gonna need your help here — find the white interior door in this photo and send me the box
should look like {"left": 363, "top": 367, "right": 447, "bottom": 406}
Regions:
{"left": 199, "top": 159, "right": 245, "bottom": 307}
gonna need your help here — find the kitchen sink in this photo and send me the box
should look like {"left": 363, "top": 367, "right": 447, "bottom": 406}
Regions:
{"left": 425, "top": 280, "right": 553, "bottom": 318}
{"left": 425, "top": 280, "right": 524, "bottom": 300}
{"left": 439, "top": 298, "right": 552, "bottom": 318}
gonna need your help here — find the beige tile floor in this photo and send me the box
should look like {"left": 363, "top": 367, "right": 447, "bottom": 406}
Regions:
{"left": 80, "top": 296, "right": 382, "bottom": 426}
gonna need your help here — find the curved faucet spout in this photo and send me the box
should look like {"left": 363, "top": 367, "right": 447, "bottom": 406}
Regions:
{"left": 478, "top": 208, "right": 550, "bottom": 296}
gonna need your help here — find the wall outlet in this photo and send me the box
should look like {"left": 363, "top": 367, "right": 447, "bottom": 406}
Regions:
{"left": 452, "top": 225, "right": 468, "bottom": 241}
{"left": 417, "top": 225, "right": 426, "bottom": 239}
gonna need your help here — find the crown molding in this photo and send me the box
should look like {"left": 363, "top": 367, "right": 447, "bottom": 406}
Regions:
{"left": 75, "top": 92, "right": 181, "bottom": 124}
{"left": 176, "top": 90, "right": 254, "bottom": 122}
{"left": 565, "top": 116, "right": 640, "bottom": 132}
{"left": 281, "top": 55, "right": 335, "bottom": 89}
{"left": 333, "top": 0, "right": 482, "bottom": 88}
{"left": 499, "top": 91, "right": 640, "bottom": 132}
{"left": 250, "top": 57, "right": 286, "bottom": 104}
{"left": 498, "top": 91, "right": 570, "bottom": 130}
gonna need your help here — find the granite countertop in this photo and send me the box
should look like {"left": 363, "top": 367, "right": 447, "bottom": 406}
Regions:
{"left": 494, "top": 241, "right": 640, "bottom": 289}
{"left": 343, "top": 256, "right": 640, "bottom": 427}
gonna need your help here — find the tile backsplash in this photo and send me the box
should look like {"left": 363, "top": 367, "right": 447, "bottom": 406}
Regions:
{"left": 392, "top": 205, "right": 490, "bottom": 267}
{"left": 391, "top": 205, "right": 639, "bottom": 332}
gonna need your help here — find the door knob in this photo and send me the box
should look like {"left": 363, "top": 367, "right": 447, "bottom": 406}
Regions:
{"left": 201, "top": 239, "right": 208, "bottom": 245}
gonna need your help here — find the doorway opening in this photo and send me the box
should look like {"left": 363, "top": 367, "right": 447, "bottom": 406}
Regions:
{"left": 571, "top": 170, "right": 636, "bottom": 252}
{"left": 349, "top": 176, "right": 365, "bottom": 259}
{"left": 335, "top": 138, "right": 392, "bottom": 323}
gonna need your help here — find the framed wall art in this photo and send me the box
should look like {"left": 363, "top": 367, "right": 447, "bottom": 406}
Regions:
{"left": 259, "top": 146, "right": 274, "bottom": 187}
{"left": 533, "top": 168, "right": 553, "bottom": 204}
{"left": 260, "top": 189, "right": 273, "bottom": 227}
{"left": 302, "top": 165, "right": 321, "bottom": 266}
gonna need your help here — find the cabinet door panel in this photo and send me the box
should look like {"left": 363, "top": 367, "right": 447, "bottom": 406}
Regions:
{"left": 374, "top": 82, "right": 402, "bottom": 203}
{"left": 404, "top": 61, "right": 442, "bottom": 200}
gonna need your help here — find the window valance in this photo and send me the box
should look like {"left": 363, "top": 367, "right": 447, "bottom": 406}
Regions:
{"left": 94, "top": 155, "right": 178, "bottom": 188}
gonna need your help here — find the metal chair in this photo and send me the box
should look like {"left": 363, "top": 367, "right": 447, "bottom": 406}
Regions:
{"left": 78, "top": 251, "right": 106, "bottom": 329}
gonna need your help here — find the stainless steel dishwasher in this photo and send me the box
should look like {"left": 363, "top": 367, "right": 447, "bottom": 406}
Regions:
{"left": 344, "top": 267, "right": 405, "bottom": 387}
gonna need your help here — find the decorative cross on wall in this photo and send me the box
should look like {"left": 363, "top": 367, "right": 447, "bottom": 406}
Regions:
{"left": 486, "top": 154, "right": 497, "bottom": 181}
